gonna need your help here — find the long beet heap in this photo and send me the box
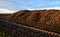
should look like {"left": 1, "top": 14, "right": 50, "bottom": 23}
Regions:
{"left": 6, "top": 10, "right": 60, "bottom": 33}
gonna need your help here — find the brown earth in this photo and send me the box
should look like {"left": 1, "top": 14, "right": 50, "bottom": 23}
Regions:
{"left": 5, "top": 10, "right": 60, "bottom": 33}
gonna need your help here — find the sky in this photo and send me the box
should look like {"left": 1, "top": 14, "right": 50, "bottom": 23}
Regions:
{"left": 0, "top": 0, "right": 60, "bottom": 14}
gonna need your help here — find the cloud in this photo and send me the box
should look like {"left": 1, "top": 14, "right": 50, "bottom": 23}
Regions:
{"left": 0, "top": 0, "right": 19, "bottom": 11}
{"left": 0, "top": 9, "right": 16, "bottom": 14}
{"left": 0, "top": 0, "right": 60, "bottom": 11}
{"left": 41, "top": 7, "right": 60, "bottom": 10}
{"left": 27, "top": 7, "right": 60, "bottom": 10}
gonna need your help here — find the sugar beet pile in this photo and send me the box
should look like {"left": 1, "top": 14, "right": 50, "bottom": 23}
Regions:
{"left": 6, "top": 10, "right": 60, "bottom": 33}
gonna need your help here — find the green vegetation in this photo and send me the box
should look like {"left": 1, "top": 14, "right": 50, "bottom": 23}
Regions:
{"left": 0, "top": 31, "right": 11, "bottom": 37}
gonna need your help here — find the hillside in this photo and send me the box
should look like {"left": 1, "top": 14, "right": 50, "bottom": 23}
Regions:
{"left": 5, "top": 10, "right": 60, "bottom": 33}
